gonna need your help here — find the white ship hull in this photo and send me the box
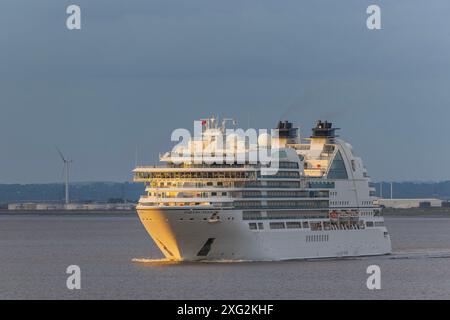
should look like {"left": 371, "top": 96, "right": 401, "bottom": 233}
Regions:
{"left": 137, "top": 207, "right": 392, "bottom": 261}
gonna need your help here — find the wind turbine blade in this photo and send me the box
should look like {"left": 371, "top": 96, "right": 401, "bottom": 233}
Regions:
{"left": 55, "top": 146, "right": 66, "bottom": 162}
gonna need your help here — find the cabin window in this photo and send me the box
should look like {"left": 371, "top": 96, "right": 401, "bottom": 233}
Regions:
{"left": 286, "top": 222, "right": 302, "bottom": 229}
{"left": 242, "top": 211, "right": 262, "bottom": 220}
{"left": 269, "top": 222, "right": 285, "bottom": 229}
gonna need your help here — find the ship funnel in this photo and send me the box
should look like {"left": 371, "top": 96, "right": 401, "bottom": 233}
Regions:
{"left": 311, "top": 120, "right": 339, "bottom": 140}
{"left": 273, "top": 120, "right": 300, "bottom": 146}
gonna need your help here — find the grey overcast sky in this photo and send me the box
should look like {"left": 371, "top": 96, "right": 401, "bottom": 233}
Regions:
{"left": 1, "top": 0, "right": 450, "bottom": 183}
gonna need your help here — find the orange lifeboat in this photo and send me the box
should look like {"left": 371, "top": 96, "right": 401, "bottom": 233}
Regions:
{"left": 329, "top": 210, "right": 339, "bottom": 219}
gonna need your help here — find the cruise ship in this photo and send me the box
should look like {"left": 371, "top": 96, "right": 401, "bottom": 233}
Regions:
{"left": 133, "top": 117, "right": 391, "bottom": 261}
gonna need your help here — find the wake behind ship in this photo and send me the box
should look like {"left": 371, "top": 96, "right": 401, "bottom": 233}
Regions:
{"left": 133, "top": 118, "right": 391, "bottom": 261}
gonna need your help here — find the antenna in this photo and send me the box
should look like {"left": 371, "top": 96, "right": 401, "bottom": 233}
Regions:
{"left": 56, "top": 146, "right": 72, "bottom": 205}
{"left": 221, "top": 118, "right": 237, "bottom": 132}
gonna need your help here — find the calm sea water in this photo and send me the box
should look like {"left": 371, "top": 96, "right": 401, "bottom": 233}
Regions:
{"left": 1, "top": 213, "right": 450, "bottom": 299}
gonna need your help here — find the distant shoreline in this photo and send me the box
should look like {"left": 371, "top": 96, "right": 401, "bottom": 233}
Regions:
{"left": 382, "top": 207, "right": 450, "bottom": 217}
{"left": 0, "top": 209, "right": 137, "bottom": 216}
{"left": 1, "top": 207, "right": 450, "bottom": 218}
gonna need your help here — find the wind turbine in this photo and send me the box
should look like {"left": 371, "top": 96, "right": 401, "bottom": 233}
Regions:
{"left": 56, "top": 147, "right": 73, "bottom": 205}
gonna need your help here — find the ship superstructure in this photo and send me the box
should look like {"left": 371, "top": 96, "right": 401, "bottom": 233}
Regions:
{"left": 133, "top": 118, "right": 391, "bottom": 261}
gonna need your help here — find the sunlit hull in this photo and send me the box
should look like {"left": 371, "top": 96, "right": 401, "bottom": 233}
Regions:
{"left": 137, "top": 207, "right": 392, "bottom": 261}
